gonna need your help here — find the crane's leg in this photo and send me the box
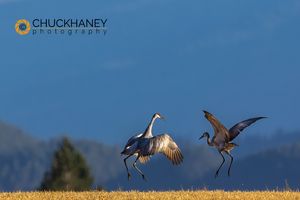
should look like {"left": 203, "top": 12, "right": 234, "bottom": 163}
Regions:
{"left": 133, "top": 155, "right": 147, "bottom": 181}
{"left": 215, "top": 151, "right": 225, "bottom": 178}
{"left": 123, "top": 155, "right": 132, "bottom": 180}
{"left": 226, "top": 152, "right": 234, "bottom": 176}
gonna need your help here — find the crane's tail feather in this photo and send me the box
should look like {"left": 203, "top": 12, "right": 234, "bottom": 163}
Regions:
{"left": 139, "top": 155, "right": 150, "bottom": 164}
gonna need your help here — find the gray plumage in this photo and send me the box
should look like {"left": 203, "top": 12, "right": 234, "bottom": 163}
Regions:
{"left": 199, "top": 110, "right": 266, "bottom": 178}
{"left": 121, "top": 113, "right": 183, "bottom": 180}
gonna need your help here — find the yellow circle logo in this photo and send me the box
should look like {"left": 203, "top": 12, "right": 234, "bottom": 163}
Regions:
{"left": 15, "top": 19, "right": 31, "bottom": 35}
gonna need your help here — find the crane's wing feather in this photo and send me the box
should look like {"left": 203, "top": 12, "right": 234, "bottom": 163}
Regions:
{"left": 203, "top": 110, "right": 230, "bottom": 143}
{"left": 147, "top": 134, "right": 183, "bottom": 165}
{"left": 125, "top": 133, "right": 143, "bottom": 148}
{"left": 229, "top": 117, "right": 266, "bottom": 141}
{"left": 121, "top": 133, "right": 143, "bottom": 155}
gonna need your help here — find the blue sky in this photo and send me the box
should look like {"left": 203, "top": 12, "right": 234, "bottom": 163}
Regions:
{"left": 0, "top": 0, "right": 300, "bottom": 144}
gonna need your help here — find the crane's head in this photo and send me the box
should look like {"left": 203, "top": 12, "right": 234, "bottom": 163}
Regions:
{"left": 153, "top": 113, "right": 164, "bottom": 120}
{"left": 199, "top": 132, "right": 209, "bottom": 140}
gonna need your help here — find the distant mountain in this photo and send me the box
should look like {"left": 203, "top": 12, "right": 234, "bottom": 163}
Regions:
{"left": 232, "top": 131, "right": 300, "bottom": 158}
{"left": 0, "top": 121, "right": 51, "bottom": 191}
{"left": 0, "top": 120, "right": 299, "bottom": 191}
{"left": 198, "top": 142, "right": 300, "bottom": 190}
{"left": 0, "top": 121, "right": 123, "bottom": 191}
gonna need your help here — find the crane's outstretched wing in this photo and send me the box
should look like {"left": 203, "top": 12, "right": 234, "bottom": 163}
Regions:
{"left": 203, "top": 110, "right": 230, "bottom": 143}
{"left": 144, "top": 134, "right": 183, "bottom": 165}
{"left": 228, "top": 117, "right": 266, "bottom": 141}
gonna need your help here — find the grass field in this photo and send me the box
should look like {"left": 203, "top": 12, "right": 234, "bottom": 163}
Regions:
{"left": 0, "top": 191, "right": 299, "bottom": 200}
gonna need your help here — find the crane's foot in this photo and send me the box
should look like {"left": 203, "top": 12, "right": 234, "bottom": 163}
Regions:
{"left": 214, "top": 171, "right": 219, "bottom": 178}
{"left": 142, "top": 174, "right": 147, "bottom": 181}
{"left": 127, "top": 173, "right": 131, "bottom": 180}
{"left": 227, "top": 171, "right": 231, "bottom": 177}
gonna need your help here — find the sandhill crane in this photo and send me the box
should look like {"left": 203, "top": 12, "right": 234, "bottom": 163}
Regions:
{"left": 199, "top": 110, "right": 266, "bottom": 178}
{"left": 121, "top": 113, "right": 183, "bottom": 180}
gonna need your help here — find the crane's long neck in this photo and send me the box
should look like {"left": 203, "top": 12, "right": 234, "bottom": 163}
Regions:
{"left": 142, "top": 116, "right": 157, "bottom": 138}
{"left": 206, "top": 134, "right": 213, "bottom": 146}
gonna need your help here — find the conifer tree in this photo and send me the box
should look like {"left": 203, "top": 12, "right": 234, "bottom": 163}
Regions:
{"left": 40, "top": 137, "right": 93, "bottom": 191}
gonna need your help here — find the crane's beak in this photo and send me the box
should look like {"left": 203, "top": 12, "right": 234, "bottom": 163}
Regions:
{"left": 160, "top": 116, "right": 165, "bottom": 120}
{"left": 199, "top": 135, "right": 204, "bottom": 140}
